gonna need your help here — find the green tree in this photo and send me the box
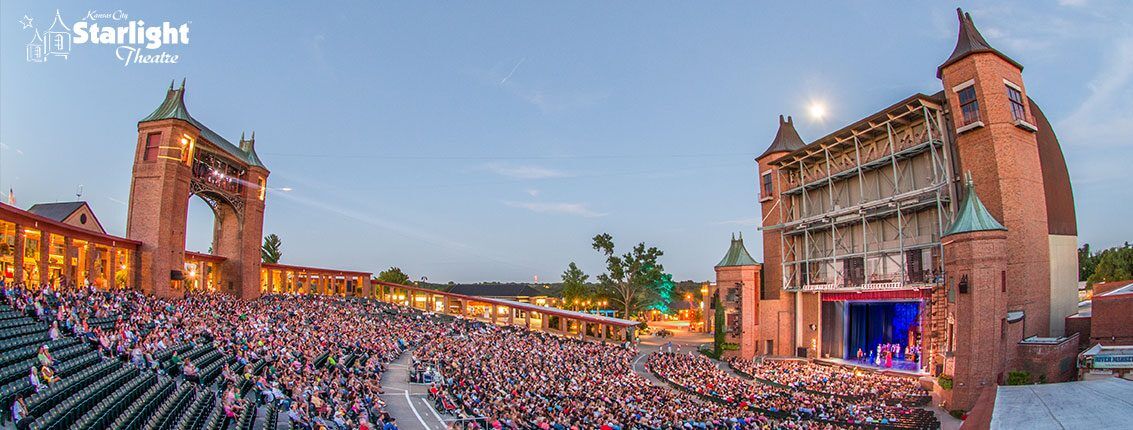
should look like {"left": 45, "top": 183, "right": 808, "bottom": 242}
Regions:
{"left": 377, "top": 267, "right": 412, "bottom": 285}
{"left": 1087, "top": 245, "right": 1133, "bottom": 285}
{"left": 560, "top": 262, "right": 591, "bottom": 306}
{"left": 1079, "top": 244, "right": 1097, "bottom": 282}
{"left": 650, "top": 273, "right": 676, "bottom": 313}
{"left": 591, "top": 233, "right": 665, "bottom": 318}
{"left": 261, "top": 234, "right": 283, "bottom": 263}
{"left": 713, "top": 294, "right": 725, "bottom": 357}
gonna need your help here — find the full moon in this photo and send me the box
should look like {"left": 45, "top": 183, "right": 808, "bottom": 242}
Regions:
{"left": 808, "top": 102, "right": 827, "bottom": 120}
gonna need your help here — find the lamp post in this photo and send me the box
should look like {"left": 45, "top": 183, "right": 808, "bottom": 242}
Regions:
{"left": 685, "top": 293, "right": 693, "bottom": 323}
{"left": 699, "top": 283, "right": 709, "bottom": 332}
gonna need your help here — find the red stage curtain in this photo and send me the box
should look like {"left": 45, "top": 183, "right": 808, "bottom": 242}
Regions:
{"left": 822, "top": 290, "right": 930, "bottom": 302}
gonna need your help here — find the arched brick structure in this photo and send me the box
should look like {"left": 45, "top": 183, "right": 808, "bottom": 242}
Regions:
{"left": 127, "top": 80, "right": 269, "bottom": 299}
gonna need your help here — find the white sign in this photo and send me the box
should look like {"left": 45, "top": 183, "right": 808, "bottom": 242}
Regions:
{"left": 19, "top": 9, "right": 190, "bottom": 66}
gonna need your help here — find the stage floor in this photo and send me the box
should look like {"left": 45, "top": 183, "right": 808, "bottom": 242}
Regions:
{"left": 816, "top": 357, "right": 927, "bottom": 376}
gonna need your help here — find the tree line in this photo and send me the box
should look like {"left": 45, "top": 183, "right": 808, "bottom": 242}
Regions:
{"left": 362, "top": 233, "right": 719, "bottom": 321}
{"left": 1078, "top": 242, "right": 1133, "bottom": 286}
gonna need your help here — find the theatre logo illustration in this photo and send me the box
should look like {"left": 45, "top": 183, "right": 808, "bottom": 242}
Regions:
{"left": 18, "top": 9, "right": 190, "bottom": 66}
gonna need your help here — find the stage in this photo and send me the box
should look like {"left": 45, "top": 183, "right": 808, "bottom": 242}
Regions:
{"left": 815, "top": 357, "right": 927, "bottom": 376}
{"left": 820, "top": 299, "right": 929, "bottom": 376}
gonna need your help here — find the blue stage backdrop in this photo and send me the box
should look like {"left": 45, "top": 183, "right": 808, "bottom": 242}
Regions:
{"left": 846, "top": 301, "right": 920, "bottom": 359}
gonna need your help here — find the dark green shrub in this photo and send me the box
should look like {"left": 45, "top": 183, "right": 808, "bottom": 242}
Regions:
{"left": 1006, "top": 371, "right": 1033, "bottom": 386}
{"left": 938, "top": 374, "right": 954, "bottom": 390}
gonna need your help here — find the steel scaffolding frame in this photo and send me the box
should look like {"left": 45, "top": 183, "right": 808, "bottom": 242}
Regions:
{"left": 769, "top": 99, "right": 955, "bottom": 293}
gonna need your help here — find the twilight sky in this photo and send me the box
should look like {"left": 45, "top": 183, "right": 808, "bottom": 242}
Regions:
{"left": 1, "top": 1, "right": 1130, "bottom": 283}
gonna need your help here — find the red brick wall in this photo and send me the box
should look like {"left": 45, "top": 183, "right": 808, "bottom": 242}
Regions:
{"left": 128, "top": 119, "right": 196, "bottom": 298}
{"left": 717, "top": 264, "right": 761, "bottom": 358}
{"left": 1013, "top": 334, "right": 1079, "bottom": 383}
{"left": 1065, "top": 315, "right": 1092, "bottom": 350}
{"left": 800, "top": 292, "right": 821, "bottom": 358}
{"left": 940, "top": 52, "right": 1053, "bottom": 339}
{"left": 757, "top": 152, "right": 786, "bottom": 300}
{"left": 944, "top": 229, "right": 1008, "bottom": 410}
{"left": 1091, "top": 293, "right": 1133, "bottom": 346}
{"left": 757, "top": 151, "right": 796, "bottom": 356}
{"left": 128, "top": 119, "right": 268, "bottom": 299}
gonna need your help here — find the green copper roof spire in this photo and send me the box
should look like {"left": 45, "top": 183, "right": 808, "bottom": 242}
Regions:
{"left": 943, "top": 172, "right": 1007, "bottom": 236}
{"left": 139, "top": 80, "right": 267, "bottom": 170}
{"left": 716, "top": 232, "right": 759, "bottom": 267}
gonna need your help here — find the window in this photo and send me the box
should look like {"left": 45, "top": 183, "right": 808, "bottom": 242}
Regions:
{"left": 761, "top": 172, "right": 773, "bottom": 197}
{"left": 1001, "top": 270, "right": 1007, "bottom": 293}
{"left": 1006, "top": 85, "right": 1026, "bottom": 121}
{"left": 905, "top": 250, "right": 923, "bottom": 283}
{"left": 842, "top": 257, "right": 864, "bottom": 287}
{"left": 958, "top": 86, "right": 980, "bottom": 125}
{"left": 143, "top": 133, "right": 161, "bottom": 161}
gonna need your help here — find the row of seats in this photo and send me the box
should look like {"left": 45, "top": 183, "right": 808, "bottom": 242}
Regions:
{"left": 0, "top": 339, "right": 85, "bottom": 387}
{"left": 0, "top": 310, "right": 25, "bottom": 321}
{"left": 108, "top": 378, "right": 175, "bottom": 430}
{"left": 0, "top": 332, "right": 51, "bottom": 355}
{"left": 197, "top": 353, "right": 230, "bottom": 386}
{"left": 72, "top": 373, "right": 158, "bottom": 430}
{"left": 0, "top": 349, "right": 102, "bottom": 419}
{"left": 172, "top": 389, "right": 216, "bottom": 430}
{"left": 26, "top": 358, "right": 120, "bottom": 416}
{"left": 140, "top": 381, "right": 197, "bottom": 430}
{"left": 0, "top": 324, "right": 47, "bottom": 342}
{"left": 231, "top": 399, "right": 256, "bottom": 430}
{"left": 0, "top": 317, "right": 37, "bottom": 331}
{"left": 262, "top": 402, "right": 280, "bottom": 430}
{"left": 29, "top": 363, "right": 138, "bottom": 430}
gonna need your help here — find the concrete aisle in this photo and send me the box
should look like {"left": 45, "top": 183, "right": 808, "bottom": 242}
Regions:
{"left": 379, "top": 351, "right": 448, "bottom": 430}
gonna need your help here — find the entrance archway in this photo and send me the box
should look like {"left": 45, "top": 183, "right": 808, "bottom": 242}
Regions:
{"left": 126, "top": 82, "right": 269, "bottom": 299}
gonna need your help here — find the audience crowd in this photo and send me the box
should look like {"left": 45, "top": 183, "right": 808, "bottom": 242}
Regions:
{"left": 414, "top": 322, "right": 841, "bottom": 429}
{"left": 728, "top": 358, "right": 929, "bottom": 405}
{"left": 648, "top": 352, "right": 936, "bottom": 429}
{"left": 0, "top": 282, "right": 937, "bottom": 430}
{"left": 2, "top": 283, "right": 448, "bottom": 430}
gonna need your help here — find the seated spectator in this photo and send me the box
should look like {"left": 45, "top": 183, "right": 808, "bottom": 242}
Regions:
{"left": 183, "top": 359, "right": 200, "bottom": 383}
{"left": 10, "top": 395, "right": 29, "bottom": 430}
{"left": 39, "top": 365, "right": 59, "bottom": 385}
{"left": 36, "top": 345, "right": 53, "bottom": 367}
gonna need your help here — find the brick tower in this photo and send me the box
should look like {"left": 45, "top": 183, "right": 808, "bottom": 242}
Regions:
{"left": 714, "top": 233, "right": 762, "bottom": 358}
{"left": 755, "top": 115, "right": 805, "bottom": 356}
{"left": 941, "top": 175, "right": 1008, "bottom": 410}
{"left": 127, "top": 80, "right": 269, "bottom": 299}
{"left": 937, "top": 9, "right": 1052, "bottom": 338}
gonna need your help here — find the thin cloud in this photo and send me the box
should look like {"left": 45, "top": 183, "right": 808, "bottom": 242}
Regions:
{"left": 525, "top": 188, "right": 540, "bottom": 197}
{"left": 484, "top": 162, "right": 570, "bottom": 179}
{"left": 500, "top": 58, "right": 525, "bottom": 85}
{"left": 0, "top": 143, "right": 24, "bottom": 155}
{"left": 467, "top": 62, "right": 609, "bottom": 113}
{"left": 504, "top": 201, "right": 606, "bottom": 218}
{"left": 1058, "top": 38, "right": 1133, "bottom": 148}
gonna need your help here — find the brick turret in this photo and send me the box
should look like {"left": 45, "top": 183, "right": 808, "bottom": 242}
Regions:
{"left": 938, "top": 8, "right": 1052, "bottom": 338}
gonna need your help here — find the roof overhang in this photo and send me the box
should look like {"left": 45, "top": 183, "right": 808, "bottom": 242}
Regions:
{"left": 374, "top": 280, "right": 640, "bottom": 328}
{"left": 0, "top": 203, "right": 141, "bottom": 248}
{"left": 770, "top": 93, "right": 944, "bottom": 169}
